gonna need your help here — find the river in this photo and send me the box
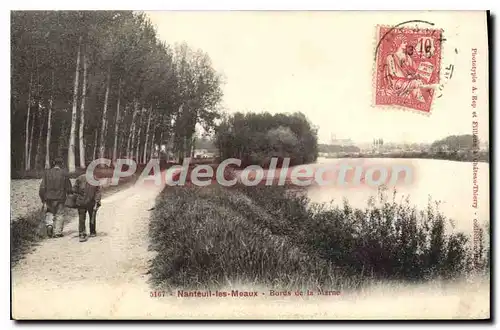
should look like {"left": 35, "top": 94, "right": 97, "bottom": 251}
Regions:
{"left": 307, "top": 157, "right": 490, "bottom": 235}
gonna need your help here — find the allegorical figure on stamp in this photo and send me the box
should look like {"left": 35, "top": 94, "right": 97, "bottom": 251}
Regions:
{"left": 383, "top": 35, "right": 438, "bottom": 103}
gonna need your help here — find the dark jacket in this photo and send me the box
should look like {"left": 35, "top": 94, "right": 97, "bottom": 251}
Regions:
{"left": 39, "top": 167, "right": 73, "bottom": 202}
{"left": 73, "top": 174, "right": 102, "bottom": 208}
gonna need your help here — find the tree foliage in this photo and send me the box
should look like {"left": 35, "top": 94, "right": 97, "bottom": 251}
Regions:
{"left": 431, "top": 134, "right": 476, "bottom": 152}
{"left": 215, "top": 112, "right": 318, "bottom": 167}
{"left": 11, "top": 11, "right": 223, "bottom": 173}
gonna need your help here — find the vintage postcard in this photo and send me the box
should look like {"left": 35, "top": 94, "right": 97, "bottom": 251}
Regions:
{"left": 11, "top": 11, "right": 490, "bottom": 320}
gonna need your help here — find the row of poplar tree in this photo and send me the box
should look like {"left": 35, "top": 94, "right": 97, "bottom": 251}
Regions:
{"left": 11, "top": 11, "right": 223, "bottom": 173}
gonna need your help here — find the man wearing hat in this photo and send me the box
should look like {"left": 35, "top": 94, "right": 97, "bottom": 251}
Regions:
{"left": 39, "top": 157, "right": 73, "bottom": 237}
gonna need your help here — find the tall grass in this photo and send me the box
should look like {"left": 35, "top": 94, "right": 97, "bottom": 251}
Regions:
{"left": 236, "top": 185, "right": 489, "bottom": 281}
{"left": 149, "top": 186, "right": 347, "bottom": 290}
{"left": 148, "top": 185, "right": 489, "bottom": 290}
{"left": 11, "top": 207, "right": 74, "bottom": 266}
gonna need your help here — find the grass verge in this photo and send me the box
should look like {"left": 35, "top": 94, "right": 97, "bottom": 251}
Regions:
{"left": 148, "top": 184, "right": 490, "bottom": 291}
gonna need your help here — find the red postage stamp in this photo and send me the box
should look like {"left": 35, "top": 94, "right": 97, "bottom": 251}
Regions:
{"left": 374, "top": 26, "right": 443, "bottom": 113}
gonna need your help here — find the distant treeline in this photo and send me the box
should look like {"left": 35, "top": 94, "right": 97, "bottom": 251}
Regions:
{"left": 318, "top": 144, "right": 360, "bottom": 153}
{"left": 321, "top": 134, "right": 489, "bottom": 163}
{"left": 431, "top": 134, "right": 484, "bottom": 151}
{"left": 214, "top": 112, "right": 318, "bottom": 167}
{"left": 333, "top": 150, "right": 489, "bottom": 163}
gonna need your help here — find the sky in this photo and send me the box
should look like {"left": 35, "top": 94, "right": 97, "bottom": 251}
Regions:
{"left": 145, "top": 11, "right": 489, "bottom": 144}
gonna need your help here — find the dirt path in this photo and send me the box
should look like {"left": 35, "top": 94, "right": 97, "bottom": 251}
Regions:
{"left": 12, "top": 178, "right": 165, "bottom": 319}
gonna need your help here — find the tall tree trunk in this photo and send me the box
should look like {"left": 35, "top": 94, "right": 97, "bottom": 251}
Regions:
{"left": 143, "top": 106, "right": 152, "bottom": 162}
{"left": 33, "top": 64, "right": 44, "bottom": 170}
{"left": 187, "top": 135, "right": 193, "bottom": 159}
{"left": 183, "top": 125, "right": 195, "bottom": 161}
{"left": 165, "top": 133, "right": 171, "bottom": 163}
{"left": 98, "top": 65, "right": 111, "bottom": 163}
{"left": 112, "top": 78, "right": 122, "bottom": 165}
{"left": 119, "top": 121, "right": 127, "bottom": 158}
{"left": 126, "top": 99, "right": 139, "bottom": 159}
{"left": 92, "top": 129, "right": 98, "bottom": 160}
{"left": 29, "top": 61, "right": 43, "bottom": 170}
{"left": 187, "top": 129, "right": 196, "bottom": 159}
{"left": 57, "top": 120, "right": 69, "bottom": 158}
{"left": 45, "top": 71, "right": 54, "bottom": 169}
{"left": 184, "top": 135, "right": 190, "bottom": 160}
{"left": 149, "top": 125, "right": 156, "bottom": 161}
{"left": 79, "top": 51, "right": 88, "bottom": 168}
{"left": 118, "top": 105, "right": 127, "bottom": 158}
{"left": 158, "top": 130, "right": 164, "bottom": 160}
{"left": 179, "top": 136, "right": 186, "bottom": 164}
{"left": 24, "top": 73, "right": 33, "bottom": 171}
{"left": 175, "top": 104, "right": 185, "bottom": 164}
{"left": 28, "top": 110, "right": 36, "bottom": 170}
{"left": 34, "top": 106, "right": 44, "bottom": 169}
{"left": 135, "top": 110, "right": 144, "bottom": 163}
{"left": 68, "top": 36, "right": 82, "bottom": 172}
{"left": 105, "top": 115, "right": 109, "bottom": 159}
{"left": 58, "top": 121, "right": 68, "bottom": 158}
{"left": 127, "top": 122, "right": 136, "bottom": 159}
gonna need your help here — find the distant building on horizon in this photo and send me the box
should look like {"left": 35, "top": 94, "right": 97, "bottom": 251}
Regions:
{"left": 330, "top": 134, "right": 354, "bottom": 147}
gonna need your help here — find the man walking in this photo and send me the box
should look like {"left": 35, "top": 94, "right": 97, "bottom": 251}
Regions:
{"left": 73, "top": 173, "right": 101, "bottom": 242}
{"left": 39, "top": 157, "right": 73, "bottom": 238}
